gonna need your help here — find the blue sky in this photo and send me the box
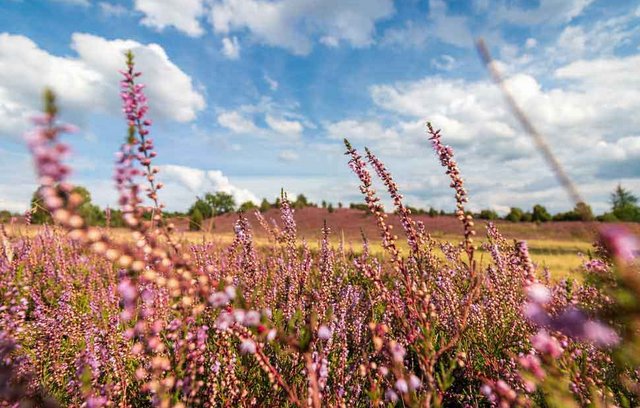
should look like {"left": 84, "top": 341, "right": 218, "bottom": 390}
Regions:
{"left": 0, "top": 0, "right": 639, "bottom": 215}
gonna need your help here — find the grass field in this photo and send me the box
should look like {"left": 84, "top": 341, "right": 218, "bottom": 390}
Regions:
{"left": 2, "top": 210, "right": 605, "bottom": 279}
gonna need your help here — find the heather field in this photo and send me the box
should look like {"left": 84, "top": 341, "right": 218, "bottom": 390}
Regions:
{"left": 1, "top": 14, "right": 640, "bottom": 406}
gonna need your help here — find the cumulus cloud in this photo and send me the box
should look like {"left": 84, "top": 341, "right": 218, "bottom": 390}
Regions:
{"left": 159, "top": 164, "right": 259, "bottom": 205}
{"left": 208, "top": 0, "right": 395, "bottom": 55}
{"left": 216, "top": 98, "right": 308, "bottom": 140}
{"left": 134, "top": 0, "right": 205, "bottom": 37}
{"left": 217, "top": 110, "right": 259, "bottom": 134}
{"left": 0, "top": 33, "right": 205, "bottom": 137}
{"left": 221, "top": 36, "right": 241, "bottom": 59}
{"left": 98, "top": 2, "right": 129, "bottom": 17}
{"left": 350, "top": 52, "right": 640, "bottom": 213}
{"left": 278, "top": 150, "right": 299, "bottom": 162}
{"left": 496, "top": 0, "right": 594, "bottom": 25}
{"left": 326, "top": 119, "right": 399, "bottom": 142}
{"left": 265, "top": 114, "right": 303, "bottom": 137}
{"left": 381, "top": 0, "right": 472, "bottom": 50}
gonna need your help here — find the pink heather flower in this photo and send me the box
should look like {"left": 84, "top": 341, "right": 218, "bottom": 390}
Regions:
{"left": 318, "top": 325, "right": 332, "bottom": 340}
{"left": 531, "top": 330, "right": 563, "bottom": 358}
{"left": 215, "top": 312, "right": 234, "bottom": 330}
{"left": 584, "top": 321, "right": 620, "bottom": 347}
{"left": 117, "top": 279, "right": 136, "bottom": 302}
{"left": 389, "top": 342, "right": 406, "bottom": 363}
{"left": 409, "top": 374, "right": 421, "bottom": 391}
{"left": 527, "top": 283, "right": 551, "bottom": 305}
{"left": 583, "top": 259, "right": 608, "bottom": 274}
{"left": 395, "top": 378, "right": 409, "bottom": 394}
{"left": 523, "top": 302, "right": 550, "bottom": 327}
{"left": 233, "top": 309, "right": 246, "bottom": 324}
{"left": 208, "top": 292, "right": 229, "bottom": 308}
{"left": 600, "top": 226, "right": 639, "bottom": 262}
{"left": 267, "top": 329, "right": 277, "bottom": 342}
{"left": 239, "top": 339, "right": 256, "bottom": 354}
{"left": 384, "top": 389, "right": 399, "bottom": 403}
{"left": 225, "top": 286, "right": 237, "bottom": 299}
{"left": 86, "top": 396, "right": 107, "bottom": 407}
{"left": 518, "top": 354, "right": 545, "bottom": 379}
{"left": 480, "top": 384, "right": 492, "bottom": 397}
{"left": 243, "top": 311, "right": 261, "bottom": 327}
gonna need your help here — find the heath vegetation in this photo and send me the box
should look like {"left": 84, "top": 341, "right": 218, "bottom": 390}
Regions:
{"left": 0, "top": 51, "right": 639, "bottom": 408}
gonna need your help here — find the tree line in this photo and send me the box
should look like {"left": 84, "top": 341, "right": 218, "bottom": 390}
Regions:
{"left": 2, "top": 184, "right": 638, "bottom": 228}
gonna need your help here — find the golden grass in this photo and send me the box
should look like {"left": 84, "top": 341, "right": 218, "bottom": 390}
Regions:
{"left": 3, "top": 224, "right": 594, "bottom": 280}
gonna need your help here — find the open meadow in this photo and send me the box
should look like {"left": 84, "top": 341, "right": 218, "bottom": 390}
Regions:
{"left": 2, "top": 2, "right": 640, "bottom": 407}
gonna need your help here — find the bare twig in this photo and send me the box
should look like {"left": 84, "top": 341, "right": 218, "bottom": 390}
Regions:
{"left": 476, "top": 38, "right": 585, "bottom": 207}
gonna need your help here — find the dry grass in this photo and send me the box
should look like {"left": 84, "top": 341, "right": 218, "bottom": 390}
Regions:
{"left": 2, "top": 222, "right": 597, "bottom": 280}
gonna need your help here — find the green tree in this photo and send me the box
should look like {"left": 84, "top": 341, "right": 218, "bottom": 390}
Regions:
{"left": 189, "top": 198, "right": 213, "bottom": 219}
{"left": 30, "top": 187, "right": 52, "bottom": 224}
{"left": 30, "top": 185, "right": 105, "bottom": 226}
{"left": 189, "top": 207, "right": 203, "bottom": 231}
{"left": 610, "top": 185, "right": 640, "bottom": 222}
{"left": 205, "top": 192, "right": 236, "bottom": 215}
{"left": 293, "top": 194, "right": 309, "bottom": 209}
{"left": 611, "top": 184, "right": 638, "bottom": 210}
{"left": 0, "top": 210, "right": 14, "bottom": 223}
{"left": 259, "top": 198, "right": 271, "bottom": 213}
{"left": 477, "top": 209, "right": 499, "bottom": 220}
{"left": 574, "top": 202, "right": 594, "bottom": 221}
{"left": 239, "top": 201, "right": 257, "bottom": 212}
{"left": 505, "top": 207, "right": 524, "bottom": 222}
{"left": 531, "top": 204, "right": 552, "bottom": 223}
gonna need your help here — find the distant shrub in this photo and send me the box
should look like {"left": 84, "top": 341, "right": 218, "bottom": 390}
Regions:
{"left": 477, "top": 209, "right": 499, "bottom": 220}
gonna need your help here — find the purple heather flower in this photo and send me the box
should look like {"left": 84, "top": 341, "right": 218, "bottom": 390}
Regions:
{"left": 395, "top": 378, "right": 409, "bottom": 394}
{"left": 409, "top": 374, "right": 421, "bottom": 391}
{"left": 600, "top": 226, "right": 639, "bottom": 263}
{"left": 243, "top": 311, "right": 261, "bottom": 327}
{"left": 527, "top": 283, "right": 551, "bottom": 305}
{"left": 318, "top": 325, "right": 332, "bottom": 340}
{"left": 531, "top": 330, "right": 563, "bottom": 358}
{"left": 208, "top": 292, "right": 229, "bottom": 308}
{"left": 239, "top": 339, "right": 256, "bottom": 355}
{"left": 385, "top": 389, "right": 399, "bottom": 403}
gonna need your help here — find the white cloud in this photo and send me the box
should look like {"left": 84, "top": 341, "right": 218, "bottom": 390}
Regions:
{"left": 428, "top": 0, "right": 473, "bottom": 48}
{"left": 264, "top": 74, "right": 278, "bottom": 91}
{"left": 497, "top": 0, "right": 594, "bottom": 25}
{"left": 278, "top": 150, "right": 299, "bottom": 162}
{"left": 216, "top": 98, "right": 309, "bottom": 140}
{"left": 217, "top": 110, "right": 259, "bottom": 134}
{"left": 326, "top": 119, "right": 398, "bottom": 142}
{"left": 134, "top": 0, "right": 205, "bottom": 37}
{"left": 51, "top": 0, "right": 90, "bottom": 6}
{"left": 221, "top": 36, "right": 241, "bottom": 59}
{"left": 208, "top": 0, "right": 395, "bottom": 55}
{"left": 159, "top": 164, "right": 259, "bottom": 205}
{"left": 0, "top": 33, "right": 205, "bottom": 138}
{"left": 265, "top": 114, "right": 303, "bottom": 137}
{"left": 352, "top": 52, "right": 640, "bottom": 213}
{"left": 98, "top": 2, "right": 129, "bottom": 16}
{"left": 380, "top": 1, "right": 473, "bottom": 50}
{"left": 380, "top": 21, "right": 429, "bottom": 49}
{"left": 431, "top": 54, "right": 456, "bottom": 71}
